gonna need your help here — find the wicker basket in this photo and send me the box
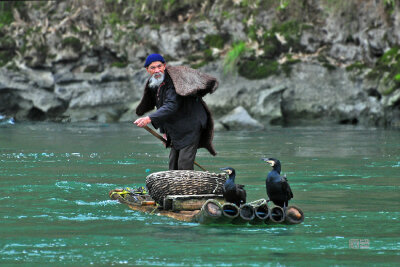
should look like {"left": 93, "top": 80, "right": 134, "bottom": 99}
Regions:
{"left": 145, "top": 170, "right": 226, "bottom": 205}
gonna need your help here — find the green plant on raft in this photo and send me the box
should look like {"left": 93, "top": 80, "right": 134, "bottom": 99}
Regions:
{"left": 224, "top": 41, "right": 247, "bottom": 74}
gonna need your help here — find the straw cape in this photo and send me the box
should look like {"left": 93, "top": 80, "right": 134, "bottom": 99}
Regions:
{"left": 136, "top": 65, "right": 219, "bottom": 156}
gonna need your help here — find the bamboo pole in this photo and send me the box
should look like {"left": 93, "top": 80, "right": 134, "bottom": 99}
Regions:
{"left": 249, "top": 202, "right": 270, "bottom": 225}
{"left": 268, "top": 206, "right": 285, "bottom": 223}
{"left": 239, "top": 203, "right": 255, "bottom": 222}
{"left": 195, "top": 199, "right": 224, "bottom": 224}
{"left": 284, "top": 205, "right": 304, "bottom": 224}
{"left": 221, "top": 203, "right": 240, "bottom": 223}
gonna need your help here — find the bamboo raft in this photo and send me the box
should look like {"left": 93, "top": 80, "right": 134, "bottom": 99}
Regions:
{"left": 109, "top": 189, "right": 304, "bottom": 225}
{"left": 109, "top": 170, "right": 304, "bottom": 225}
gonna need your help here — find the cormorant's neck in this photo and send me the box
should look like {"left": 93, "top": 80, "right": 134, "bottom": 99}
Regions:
{"left": 227, "top": 174, "right": 236, "bottom": 183}
{"left": 273, "top": 164, "right": 281, "bottom": 174}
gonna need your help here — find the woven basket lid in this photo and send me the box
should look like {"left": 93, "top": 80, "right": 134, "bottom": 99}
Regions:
{"left": 146, "top": 170, "right": 226, "bottom": 205}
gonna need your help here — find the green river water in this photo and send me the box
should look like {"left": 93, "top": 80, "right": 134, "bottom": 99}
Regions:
{"left": 0, "top": 122, "right": 399, "bottom": 266}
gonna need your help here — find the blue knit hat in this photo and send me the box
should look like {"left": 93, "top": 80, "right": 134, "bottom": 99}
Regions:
{"left": 144, "top": 53, "right": 165, "bottom": 68}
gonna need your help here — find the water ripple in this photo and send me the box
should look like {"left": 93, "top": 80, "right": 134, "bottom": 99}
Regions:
{"left": 56, "top": 214, "right": 140, "bottom": 222}
{"left": 74, "top": 200, "right": 118, "bottom": 206}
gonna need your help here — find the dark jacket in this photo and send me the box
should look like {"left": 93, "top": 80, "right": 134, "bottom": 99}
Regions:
{"left": 136, "top": 66, "right": 218, "bottom": 156}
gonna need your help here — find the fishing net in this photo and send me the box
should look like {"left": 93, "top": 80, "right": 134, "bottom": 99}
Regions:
{"left": 145, "top": 170, "right": 226, "bottom": 205}
{"left": 109, "top": 188, "right": 154, "bottom": 206}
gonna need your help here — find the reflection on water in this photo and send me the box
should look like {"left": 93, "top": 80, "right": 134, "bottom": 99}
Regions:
{"left": 0, "top": 122, "right": 399, "bottom": 266}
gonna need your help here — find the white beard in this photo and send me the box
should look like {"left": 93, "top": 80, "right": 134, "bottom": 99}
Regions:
{"left": 148, "top": 72, "right": 165, "bottom": 88}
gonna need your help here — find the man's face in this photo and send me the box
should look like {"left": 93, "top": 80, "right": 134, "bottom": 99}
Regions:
{"left": 146, "top": 61, "right": 166, "bottom": 79}
{"left": 147, "top": 61, "right": 166, "bottom": 88}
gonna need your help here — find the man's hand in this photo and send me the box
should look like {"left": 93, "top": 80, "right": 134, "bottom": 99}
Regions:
{"left": 162, "top": 133, "right": 167, "bottom": 147}
{"left": 134, "top": 116, "right": 151, "bottom": 128}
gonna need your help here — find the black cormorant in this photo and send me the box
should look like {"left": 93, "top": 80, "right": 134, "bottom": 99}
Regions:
{"left": 220, "top": 167, "right": 246, "bottom": 207}
{"left": 261, "top": 158, "right": 293, "bottom": 208}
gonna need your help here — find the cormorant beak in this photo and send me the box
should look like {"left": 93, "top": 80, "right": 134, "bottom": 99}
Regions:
{"left": 261, "top": 158, "right": 275, "bottom": 166}
{"left": 220, "top": 168, "right": 232, "bottom": 175}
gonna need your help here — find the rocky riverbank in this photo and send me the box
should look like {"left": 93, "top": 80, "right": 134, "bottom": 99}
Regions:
{"left": 0, "top": 0, "right": 399, "bottom": 128}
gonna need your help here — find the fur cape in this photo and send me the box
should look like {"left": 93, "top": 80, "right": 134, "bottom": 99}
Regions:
{"left": 136, "top": 65, "right": 218, "bottom": 156}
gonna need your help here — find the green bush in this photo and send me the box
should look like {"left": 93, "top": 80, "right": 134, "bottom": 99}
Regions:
{"left": 0, "top": 50, "right": 14, "bottom": 67}
{"left": 61, "top": 37, "right": 82, "bottom": 51}
{"left": 345, "top": 61, "right": 367, "bottom": 72}
{"left": 111, "top": 61, "right": 128, "bottom": 68}
{"left": 224, "top": 41, "right": 247, "bottom": 74}
{"left": 108, "top": 12, "right": 121, "bottom": 25}
{"left": 394, "top": 73, "right": 400, "bottom": 82}
{"left": 317, "top": 55, "right": 336, "bottom": 71}
{"left": 0, "top": 2, "right": 14, "bottom": 30}
{"left": 204, "top": 34, "right": 226, "bottom": 49}
{"left": 258, "top": 20, "right": 304, "bottom": 60}
{"left": 238, "top": 59, "right": 279, "bottom": 79}
{"left": 281, "top": 57, "right": 301, "bottom": 76}
{"left": 367, "top": 46, "right": 400, "bottom": 84}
